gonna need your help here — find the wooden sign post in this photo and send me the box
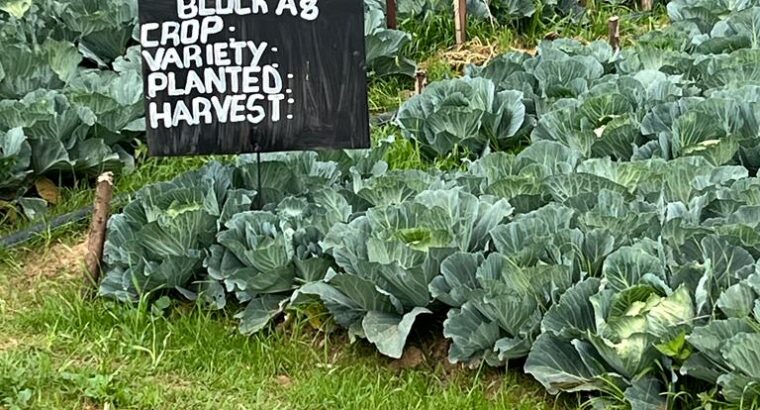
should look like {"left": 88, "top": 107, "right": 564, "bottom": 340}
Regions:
{"left": 415, "top": 70, "right": 427, "bottom": 95}
{"left": 387, "top": 0, "right": 397, "bottom": 29}
{"left": 83, "top": 172, "right": 114, "bottom": 295}
{"left": 455, "top": 0, "right": 467, "bottom": 46}
{"left": 139, "top": 0, "right": 371, "bottom": 156}
{"left": 608, "top": 16, "right": 620, "bottom": 52}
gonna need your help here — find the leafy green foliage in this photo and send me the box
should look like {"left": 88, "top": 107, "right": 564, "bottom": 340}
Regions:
{"left": 397, "top": 0, "right": 583, "bottom": 25}
{"left": 100, "top": 137, "right": 760, "bottom": 407}
{"left": 305, "top": 189, "right": 512, "bottom": 357}
{"left": 0, "top": 0, "right": 141, "bottom": 211}
{"left": 0, "top": 128, "right": 31, "bottom": 196}
{"left": 365, "top": 3, "right": 417, "bottom": 77}
{"left": 206, "top": 163, "right": 352, "bottom": 334}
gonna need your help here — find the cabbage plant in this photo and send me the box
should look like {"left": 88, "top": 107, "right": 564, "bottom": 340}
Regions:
{"left": 397, "top": 77, "right": 526, "bottom": 158}
{"left": 299, "top": 189, "right": 513, "bottom": 358}
{"left": 527, "top": 267, "right": 696, "bottom": 408}
{"left": 100, "top": 163, "right": 255, "bottom": 302}
{"left": 365, "top": 5, "right": 416, "bottom": 77}
{"left": 205, "top": 189, "right": 352, "bottom": 334}
{"left": 682, "top": 314, "right": 760, "bottom": 405}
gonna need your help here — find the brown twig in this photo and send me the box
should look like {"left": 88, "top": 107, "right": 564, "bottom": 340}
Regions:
{"left": 608, "top": 16, "right": 620, "bottom": 52}
{"left": 415, "top": 70, "right": 428, "bottom": 95}
{"left": 83, "top": 172, "right": 114, "bottom": 295}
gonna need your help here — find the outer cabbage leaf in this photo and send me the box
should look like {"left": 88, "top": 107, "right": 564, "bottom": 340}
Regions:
{"left": 0, "top": 127, "right": 31, "bottom": 193}
{"left": 364, "top": 7, "right": 415, "bottom": 77}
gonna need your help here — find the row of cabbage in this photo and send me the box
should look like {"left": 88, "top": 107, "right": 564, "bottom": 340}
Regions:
{"left": 0, "top": 0, "right": 413, "bottom": 212}
{"left": 0, "top": 0, "right": 144, "bottom": 213}
{"left": 375, "top": 1, "right": 760, "bottom": 406}
{"left": 397, "top": 4, "right": 760, "bottom": 175}
{"left": 100, "top": 138, "right": 760, "bottom": 408}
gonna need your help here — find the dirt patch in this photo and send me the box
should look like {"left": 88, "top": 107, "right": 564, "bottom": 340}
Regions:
{"left": 22, "top": 240, "right": 87, "bottom": 281}
{"left": 0, "top": 333, "right": 44, "bottom": 353}
{"left": 389, "top": 346, "right": 426, "bottom": 370}
{"left": 0, "top": 336, "right": 23, "bottom": 352}
{"left": 433, "top": 38, "right": 502, "bottom": 71}
{"left": 425, "top": 38, "right": 540, "bottom": 75}
{"left": 275, "top": 375, "right": 294, "bottom": 388}
{"left": 0, "top": 239, "right": 88, "bottom": 308}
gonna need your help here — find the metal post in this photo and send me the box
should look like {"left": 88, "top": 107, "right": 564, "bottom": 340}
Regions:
{"left": 256, "top": 145, "right": 263, "bottom": 209}
{"left": 250, "top": 129, "right": 264, "bottom": 210}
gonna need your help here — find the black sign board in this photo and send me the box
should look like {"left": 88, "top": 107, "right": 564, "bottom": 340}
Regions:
{"left": 138, "top": 0, "right": 370, "bottom": 156}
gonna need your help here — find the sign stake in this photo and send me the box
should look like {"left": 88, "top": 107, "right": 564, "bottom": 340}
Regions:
{"left": 455, "top": 0, "right": 467, "bottom": 46}
{"left": 83, "top": 172, "right": 114, "bottom": 295}
{"left": 387, "top": 0, "right": 397, "bottom": 29}
{"left": 256, "top": 147, "right": 263, "bottom": 209}
{"left": 250, "top": 129, "right": 265, "bottom": 209}
{"left": 608, "top": 16, "right": 620, "bottom": 52}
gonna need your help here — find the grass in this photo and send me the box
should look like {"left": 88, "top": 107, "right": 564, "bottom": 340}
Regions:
{"left": 0, "top": 239, "right": 569, "bottom": 410}
{"left": 368, "top": 77, "right": 413, "bottom": 113}
{"left": 544, "top": 3, "right": 671, "bottom": 46}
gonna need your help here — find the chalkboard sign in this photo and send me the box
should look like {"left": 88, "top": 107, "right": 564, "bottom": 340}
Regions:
{"left": 139, "top": 0, "right": 370, "bottom": 156}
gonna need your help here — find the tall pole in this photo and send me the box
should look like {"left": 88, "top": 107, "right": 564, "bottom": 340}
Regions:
{"left": 455, "top": 0, "right": 467, "bottom": 46}
{"left": 387, "top": 0, "right": 397, "bottom": 29}
{"left": 608, "top": 16, "right": 620, "bottom": 52}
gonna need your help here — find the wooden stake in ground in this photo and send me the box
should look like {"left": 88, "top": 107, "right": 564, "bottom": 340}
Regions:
{"left": 608, "top": 16, "right": 620, "bottom": 52}
{"left": 386, "top": 0, "right": 397, "bottom": 29}
{"left": 454, "top": 0, "right": 467, "bottom": 46}
{"left": 83, "top": 172, "right": 114, "bottom": 294}
{"left": 641, "top": 0, "right": 652, "bottom": 11}
{"left": 415, "top": 70, "right": 428, "bottom": 95}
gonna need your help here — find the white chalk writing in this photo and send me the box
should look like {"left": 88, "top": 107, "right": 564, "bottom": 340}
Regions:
{"left": 142, "top": 0, "right": 310, "bottom": 129}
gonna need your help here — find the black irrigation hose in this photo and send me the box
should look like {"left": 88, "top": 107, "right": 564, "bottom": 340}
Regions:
{"left": 0, "top": 194, "right": 130, "bottom": 249}
{"left": 372, "top": 110, "right": 397, "bottom": 126}
{"left": 0, "top": 110, "right": 400, "bottom": 249}
{"left": 1, "top": 207, "right": 94, "bottom": 249}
